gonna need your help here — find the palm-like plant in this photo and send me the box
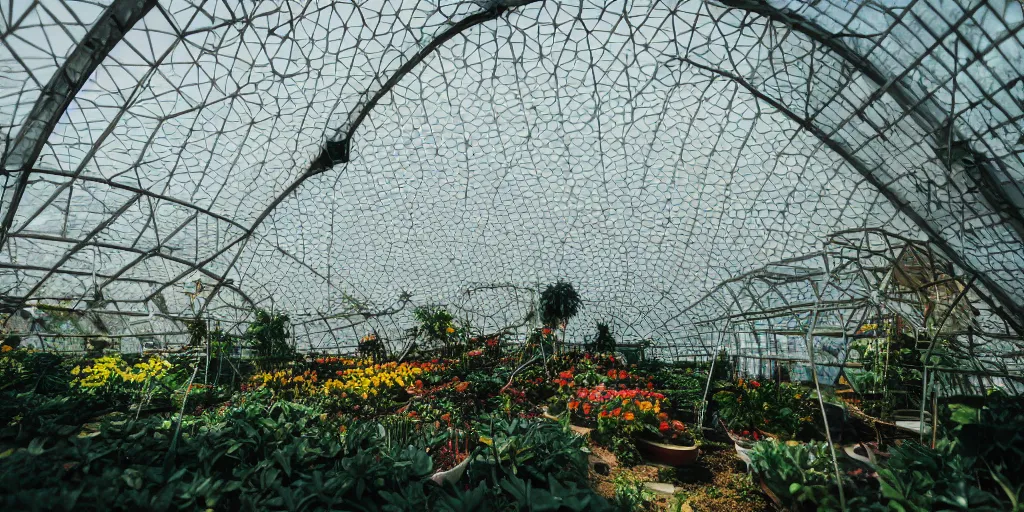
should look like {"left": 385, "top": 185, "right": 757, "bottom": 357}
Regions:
{"left": 539, "top": 281, "right": 582, "bottom": 353}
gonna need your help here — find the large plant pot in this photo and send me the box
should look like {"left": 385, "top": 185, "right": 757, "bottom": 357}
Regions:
{"left": 636, "top": 438, "right": 699, "bottom": 466}
{"left": 430, "top": 456, "right": 470, "bottom": 486}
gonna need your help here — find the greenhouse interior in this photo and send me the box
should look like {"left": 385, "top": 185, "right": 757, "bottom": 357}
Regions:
{"left": 2, "top": 0, "right": 1024, "bottom": 510}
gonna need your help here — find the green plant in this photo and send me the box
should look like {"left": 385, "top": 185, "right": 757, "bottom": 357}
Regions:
{"left": 590, "top": 322, "right": 616, "bottom": 354}
{"left": 713, "top": 379, "right": 817, "bottom": 440}
{"left": 874, "top": 440, "right": 1004, "bottom": 512}
{"left": 245, "top": 309, "right": 294, "bottom": 368}
{"left": 413, "top": 306, "right": 464, "bottom": 357}
{"left": 539, "top": 281, "right": 582, "bottom": 354}
{"left": 748, "top": 441, "right": 843, "bottom": 511}
{"left": 612, "top": 472, "right": 654, "bottom": 511}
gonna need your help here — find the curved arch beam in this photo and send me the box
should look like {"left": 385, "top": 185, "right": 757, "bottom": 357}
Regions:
{"left": 0, "top": 0, "right": 158, "bottom": 247}
{"left": 308, "top": 0, "right": 543, "bottom": 172}
{"left": 674, "top": 56, "right": 1024, "bottom": 329}
{"left": 712, "top": 0, "right": 1024, "bottom": 319}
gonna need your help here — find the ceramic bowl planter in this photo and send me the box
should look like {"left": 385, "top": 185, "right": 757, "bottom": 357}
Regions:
{"left": 636, "top": 438, "right": 700, "bottom": 466}
{"left": 430, "top": 455, "right": 470, "bottom": 486}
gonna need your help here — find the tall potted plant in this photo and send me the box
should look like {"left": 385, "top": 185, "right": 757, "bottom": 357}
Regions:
{"left": 539, "top": 280, "right": 582, "bottom": 354}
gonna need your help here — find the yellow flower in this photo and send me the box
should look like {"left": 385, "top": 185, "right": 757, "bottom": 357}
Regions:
{"left": 1, "top": 345, "right": 12, "bottom": 353}
{"left": 446, "top": 326, "right": 455, "bottom": 334}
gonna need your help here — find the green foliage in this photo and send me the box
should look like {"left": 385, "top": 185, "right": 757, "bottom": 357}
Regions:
{"left": 713, "top": 380, "right": 818, "bottom": 440}
{"left": 413, "top": 306, "right": 464, "bottom": 357}
{"left": 612, "top": 472, "right": 653, "bottom": 511}
{"left": 590, "top": 322, "right": 616, "bottom": 354}
{"left": 245, "top": 309, "right": 294, "bottom": 368}
{"left": 749, "top": 441, "right": 842, "bottom": 512}
{"left": 949, "top": 393, "right": 1024, "bottom": 487}
{"left": 539, "top": 281, "right": 582, "bottom": 328}
{"left": 874, "top": 440, "right": 1004, "bottom": 512}
{"left": 608, "top": 435, "right": 642, "bottom": 467}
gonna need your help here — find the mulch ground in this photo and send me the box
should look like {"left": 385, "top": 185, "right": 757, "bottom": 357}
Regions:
{"left": 588, "top": 436, "right": 776, "bottom": 512}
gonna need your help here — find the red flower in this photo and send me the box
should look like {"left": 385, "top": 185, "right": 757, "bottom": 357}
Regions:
{"left": 618, "top": 370, "right": 628, "bottom": 380}
{"left": 582, "top": 403, "right": 592, "bottom": 415}
{"left": 559, "top": 371, "right": 573, "bottom": 379}
{"left": 542, "top": 327, "right": 553, "bottom": 336}
{"left": 646, "top": 381, "right": 654, "bottom": 389}
{"left": 751, "top": 380, "right": 761, "bottom": 388}
{"left": 659, "top": 421, "right": 670, "bottom": 432}
{"left": 612, "top": 407, "right": 622, "bottom": 417}
{"left": 607, "top": 369, "right": 617, "bottom": 378}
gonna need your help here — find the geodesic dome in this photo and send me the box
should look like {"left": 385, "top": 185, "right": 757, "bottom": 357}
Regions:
{"left": 2, "top": 0, "right": 1023, "bottom": 354}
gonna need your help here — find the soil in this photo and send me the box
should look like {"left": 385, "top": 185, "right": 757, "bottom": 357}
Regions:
{"left": 589, "top": 438, "right": 776, "bottom": 511}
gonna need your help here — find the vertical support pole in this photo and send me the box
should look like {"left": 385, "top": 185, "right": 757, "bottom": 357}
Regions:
{"left": 698, "top": 323, "right": 729, "bottom": 428}
{"left": 804, "top": 310, "right": 846, "bottom": 511}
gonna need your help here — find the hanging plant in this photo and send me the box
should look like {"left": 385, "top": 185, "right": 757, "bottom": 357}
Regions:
{"left": 539, "top": 281, "right": 582, "bottom": 328}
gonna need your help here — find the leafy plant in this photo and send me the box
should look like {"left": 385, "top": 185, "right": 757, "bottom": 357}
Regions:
{"left": 413, "top": 306, "right": 464, "bottom": 357}
{"left": 612, "top": 472, "right": 654, "bottom": 511}
{"left": 590, "top": 322, "right": 616, "bottom": 354}
{"left": 748, "top": 441, "right": 844, "bottom": 511}
{"left": 539, "top": 281, "right": 582, "bottom": 329}
{"left": 874, "top": 440, "right": 1004, "bottom": 511}
{"left": 245, "top": 309, "right": 294, "bottom": 368}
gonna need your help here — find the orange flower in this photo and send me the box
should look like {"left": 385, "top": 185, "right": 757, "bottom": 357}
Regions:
{"left": 582, "top": 403, "right": 592, "bottom": 415}
{"left": 623, "top": 412, "right": 635, "bottom": 421}
{"left": 618, "top": 370, "right": 628, "bottom": 380}
{"left": 657, "top": 412, "right": 669, "bottom": 421}
{"left": 440, "top": 413, "right": 451, "bottom": 423}
{"left": 612, "top": 407, "right": 622, "bottom": 417}
{"left": 568, "top": 400, "right": 580, "bottom": 411}
{"left": 607, "top": 370, "right": 617, "bottom": 379}
{"left": 455, "top": 381, "right": 470, "bottom": 393}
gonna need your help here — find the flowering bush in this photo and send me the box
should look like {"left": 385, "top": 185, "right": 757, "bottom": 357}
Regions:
{"left": 71, "top": 355, "right": 171, "bottom": 389}
{"left": 714, "top": 379, "right": 815, "bottom": 440}
{"left": 324, "top": 361, "right": 442, "bottom": 400}
{"left": 567, "top": 385, "right": 665, "bottom": 433}
{"left": 247, "top": 360, "right": 443, "bottom": 411}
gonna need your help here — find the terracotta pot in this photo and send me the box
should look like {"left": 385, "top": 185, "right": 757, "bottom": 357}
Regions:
{"left": 430, "top": 455, "right": 470, "bottom": 486}
{"left": 636, "top": 438, "right": 699, "bottom": 466}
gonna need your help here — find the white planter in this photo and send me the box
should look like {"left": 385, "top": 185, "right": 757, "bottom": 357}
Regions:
{"left": 430, "top": 455, "right": 470, "bottom": 486}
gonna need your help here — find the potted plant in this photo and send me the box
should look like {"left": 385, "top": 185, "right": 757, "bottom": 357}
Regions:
{"left": 636, "top": 414, "right": 699, "bottom": 466}
{"left": 430, "top": 435, "right": 472, "bottom": 485}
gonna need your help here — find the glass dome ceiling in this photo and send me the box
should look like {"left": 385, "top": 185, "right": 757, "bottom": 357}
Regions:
{"left": 1, "top": 0, "right": 1022, "bottom": 352}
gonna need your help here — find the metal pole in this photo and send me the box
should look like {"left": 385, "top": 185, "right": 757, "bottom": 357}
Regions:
{"left": 698, "top": 324, "right": 729, "bottom": 428}
{"left": 803, "top": 270, "right": 847, "bottom": 512}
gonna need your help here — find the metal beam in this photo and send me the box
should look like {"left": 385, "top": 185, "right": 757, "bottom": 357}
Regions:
{"left": 1, "top": 0, "right": 158, "bottom": 247}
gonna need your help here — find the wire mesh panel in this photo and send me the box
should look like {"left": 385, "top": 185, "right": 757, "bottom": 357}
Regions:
{"left": 1, "top": 1, "right": 1022, "bottom": 357}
